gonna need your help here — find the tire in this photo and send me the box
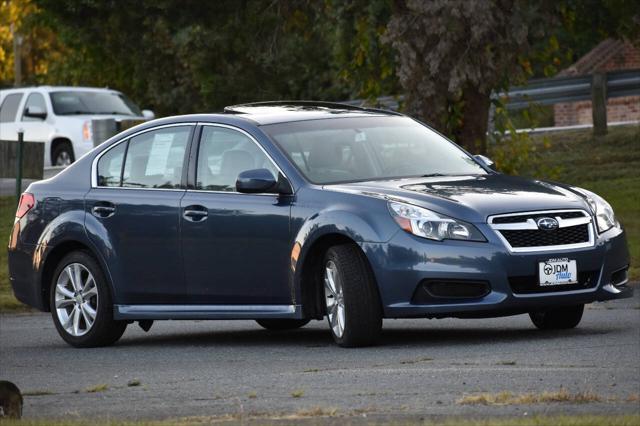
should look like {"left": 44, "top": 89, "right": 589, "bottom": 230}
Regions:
{"left": 323, "top": 244, "right": 382, "bottom": 347}
{"left": 50, "top": 251, "right": 127, "bottom": 347}
{"left": 256, "top": 319, "right": 310, "bottom": 330}
{"left": 529, "top": 304, "right": 585, "bottom": 330}
{"left": 51, "top": 141, "right": 75, "bottom": 166}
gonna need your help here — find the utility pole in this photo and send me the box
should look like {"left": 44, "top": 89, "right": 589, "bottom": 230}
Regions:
{"left": 11, "top": 23, "right": 23, "bottom": 87}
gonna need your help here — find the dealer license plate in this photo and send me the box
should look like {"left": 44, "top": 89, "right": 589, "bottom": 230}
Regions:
{"left": 538, "top": 258, "right": 578, "bottom": 286}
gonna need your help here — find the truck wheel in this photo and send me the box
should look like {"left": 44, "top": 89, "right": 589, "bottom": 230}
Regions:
{"left": 52, "top": 141, "right": 75, "bottom": 166}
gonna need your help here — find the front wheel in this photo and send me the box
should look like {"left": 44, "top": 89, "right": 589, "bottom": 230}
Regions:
{"left": 323, "top": 244, "right": 382, "bottom": 347}
{"left": 529, "top": 304, "right": 585, "bottom": 330}
{"left": 50, "top": 251, "right": 127, "bottom": 347}
{"left": 52, "top": 142, "right": 75, "bottom": 166}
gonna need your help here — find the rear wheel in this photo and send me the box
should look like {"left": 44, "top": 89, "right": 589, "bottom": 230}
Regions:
{"left": 256, "top": 319, "right": 310, "bottom": 330}
{"left": 50, "top": 251, "right": 127, "bottom": 347}
{"left": 323, "top": 244, "right": 382, "bottom": 347}
{"left": 51, "top": 141, "right": 74, "bottom": 166}
{"left": 529, "top": 304, "right": 584, "bottom": 330}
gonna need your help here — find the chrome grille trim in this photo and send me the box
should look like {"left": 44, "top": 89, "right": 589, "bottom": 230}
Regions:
{"left": 488, "top": 209, "right": 595, "bottom": 253}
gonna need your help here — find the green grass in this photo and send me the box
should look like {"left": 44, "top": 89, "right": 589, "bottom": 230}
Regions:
{"left": 0, "top": 125, "right": 638, "bottom": 312}
{"left": 0, "top": 414, "right": 638, "bottom": 426}
{"left": 531, "top": 125, "right": 640, "bottom": 280}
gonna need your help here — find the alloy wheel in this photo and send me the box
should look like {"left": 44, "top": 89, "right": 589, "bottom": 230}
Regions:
{"left": 55, "top": 151, "right": 71, "bottom": 166}
{"left": 324, "top": 260, "right": 346, "bottom": 338}
{"left": 54, "top": 263, "right": 99, "bottom": 336}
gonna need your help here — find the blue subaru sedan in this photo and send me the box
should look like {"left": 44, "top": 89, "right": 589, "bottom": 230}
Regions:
{"left": 7, "top": 102, "right": 632, "bottom": 347}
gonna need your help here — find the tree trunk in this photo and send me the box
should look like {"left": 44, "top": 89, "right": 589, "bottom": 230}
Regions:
{"left": 454, "top": 87, "right": 491, "bottom": 155}
{"left": 405, "top": 94, "right": 448, "bottom": 137}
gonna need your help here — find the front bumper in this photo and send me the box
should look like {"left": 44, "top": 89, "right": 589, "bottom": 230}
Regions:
{"left": 363, "top": 223, "right": 632, "bottom": 318}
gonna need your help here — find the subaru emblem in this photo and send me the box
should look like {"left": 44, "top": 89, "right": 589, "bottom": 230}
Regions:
{"left": 536, "top": 217, "right": 559, "bottom": 231}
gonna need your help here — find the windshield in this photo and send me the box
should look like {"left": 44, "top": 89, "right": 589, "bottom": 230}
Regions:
{"left": 263, "top": 116, "right": 487, "bottom": 184}
{"left": 50, "top": 91, "right": 142, "bottom": 116}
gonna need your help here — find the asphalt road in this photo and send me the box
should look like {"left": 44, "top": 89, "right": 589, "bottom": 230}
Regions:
{"left": 1, "top": 293, "right": 639, "bottom": 423}
{"left": 0, "top": 166, "right": 63, "bottom": 196}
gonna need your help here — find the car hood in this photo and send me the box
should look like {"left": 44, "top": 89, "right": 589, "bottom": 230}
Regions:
{"left": 56, "top": 113, "right": 145, "bottom": 122}
{"left": 327, "top": 174, "right": 590, "bottom": 223}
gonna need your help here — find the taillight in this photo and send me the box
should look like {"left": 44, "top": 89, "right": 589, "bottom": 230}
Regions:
{"left": 16, "top": 193, "right": 35, "bottom": 219}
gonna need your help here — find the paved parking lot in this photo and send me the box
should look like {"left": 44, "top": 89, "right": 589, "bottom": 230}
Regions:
{"left": 1, "top": 292, "right": 639, "bottom": 422}
{"left": 0, "top": 166, "right": 64, "bottom": 196}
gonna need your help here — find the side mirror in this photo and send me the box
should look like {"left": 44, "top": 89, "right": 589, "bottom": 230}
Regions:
{"left": 24, "top": 106, "right": 47, "bottom": 120}
{"left": 236, "top": 169, "right": 278, "bottom": 194}
{"left": 474, "top": 154, "right": 495, "bottom": 169}
{"left": 142, "top": 109, "right": 155, "bottom": 120}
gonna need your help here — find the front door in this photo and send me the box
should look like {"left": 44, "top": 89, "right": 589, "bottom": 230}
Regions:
{"left": 19, "top": 92, "right": 51, "bottom": 148}
{"left": 85, "top": 124, "right": 193, "bottom": 304}
{"left": 181, "top": 125, "right": 292, "bottom": 305}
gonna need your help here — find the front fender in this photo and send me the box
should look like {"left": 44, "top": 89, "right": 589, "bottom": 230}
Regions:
{"left": 289, "top": 188, "right": 400, "bottom": 310}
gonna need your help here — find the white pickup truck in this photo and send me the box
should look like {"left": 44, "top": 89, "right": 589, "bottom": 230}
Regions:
{"left": 0, "top": 86, "right": 154, "bottom": 167}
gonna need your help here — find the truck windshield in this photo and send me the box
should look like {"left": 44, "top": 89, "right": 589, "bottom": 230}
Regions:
{"left": 50, "top": 91, "right": 142, "bottom": 116}
{"left": 263, "top": 116, "right": 487, "bottom": 184}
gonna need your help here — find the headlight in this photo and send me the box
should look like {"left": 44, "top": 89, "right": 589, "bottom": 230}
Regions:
{"left": 388, "top": 201, "right": 485, "bottom": 241}
{"left": 573, "top": 188, "right": 618, "bottom": 233}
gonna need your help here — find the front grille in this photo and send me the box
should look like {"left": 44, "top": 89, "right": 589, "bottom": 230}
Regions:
{"left": 500, "top": 224, "right": 590, "bottom": 248}
{"left": 488, "top": 209, "right": 594, "bottom": 251}
{"left": 509, "top": 270, "right": 599, "bottom": 294}
{"left": 492, "top": 211, "right": 585, "bottom": 224}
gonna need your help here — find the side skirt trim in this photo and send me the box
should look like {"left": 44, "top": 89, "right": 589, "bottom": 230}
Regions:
{"left": 113, "top": 304, "right": 302, "bottom": 320}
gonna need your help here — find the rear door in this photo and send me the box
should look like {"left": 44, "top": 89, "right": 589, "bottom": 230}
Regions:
{"left": 85, "top": 124, "right": 194, "bottom": 304}
{"left": 180, "top": 124, "right": 293, "bottom": 305}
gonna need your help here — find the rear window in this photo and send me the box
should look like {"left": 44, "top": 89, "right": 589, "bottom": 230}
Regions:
{"left": 97, "top": 142, "right": 127, "bottom": 187}
{"left": 121, "top": 126, "right": 191, "bottom": 189}
{"left": 0, "top": 93, "right": 24, "bottom": 123}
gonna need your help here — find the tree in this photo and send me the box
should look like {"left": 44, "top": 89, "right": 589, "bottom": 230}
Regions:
{"left": 34, "top": 0, "right": 349, "bottom": 116}
{"left": 0, "top": 0, "right": 63, "bottom": 87}
{"left": 325, "top": 0, "right": 399, "bottom": 100}
{"left": 385, "top": 0, "right": 560, "bottom": 154}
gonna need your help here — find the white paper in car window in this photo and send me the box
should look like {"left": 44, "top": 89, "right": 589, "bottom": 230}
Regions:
{"left": 355, "top": 131, "right": 367, "bottom": 142}
{"left": 145, "top": 133, "right": 174, "bottom": 175}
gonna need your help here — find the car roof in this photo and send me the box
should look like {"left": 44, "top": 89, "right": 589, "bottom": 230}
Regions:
{"left": 221, "top": 101, "right": 403, "bottom": 125}
{"left": 0, "top": 86, "right": 122, "bottom": 95}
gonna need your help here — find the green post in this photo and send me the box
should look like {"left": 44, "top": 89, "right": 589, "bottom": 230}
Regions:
{"left": 16, "top": 130, "right": 24, "bottom": 205}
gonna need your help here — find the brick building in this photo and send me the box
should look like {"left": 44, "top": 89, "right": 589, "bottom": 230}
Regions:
{"left": 553, "top": 39, "right": 640, "bottom": 126}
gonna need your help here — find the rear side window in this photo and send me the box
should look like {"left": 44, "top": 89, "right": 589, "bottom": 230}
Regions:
{"left": 21, "top": 93, "right": 47, "bottom": 121}
{"left": 0, "top": 93, "right": 23, "bottom": 123}
{"left": 97, "top": 142, "right": 127, "bottom": 187}
{"left": 121, "top": 126, "right": 191, "bottom": 189}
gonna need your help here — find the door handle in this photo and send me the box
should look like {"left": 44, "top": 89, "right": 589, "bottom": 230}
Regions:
{"left": 92, "top": 202, "right": 116, "bottom": 218}
{"left": 183, "top": 205, "right": 208, "bottom": 222}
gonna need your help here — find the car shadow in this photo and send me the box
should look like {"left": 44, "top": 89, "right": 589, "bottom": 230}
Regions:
{"left": 114, "top": 321, "right": 618, "bottom": 349}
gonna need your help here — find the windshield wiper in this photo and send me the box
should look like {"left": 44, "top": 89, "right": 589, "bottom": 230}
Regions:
{"left": 420, "top": 173, "right": 449, "bottom": 177}
{"left": 58, "top": 111, "right": 92, "bottom": 115}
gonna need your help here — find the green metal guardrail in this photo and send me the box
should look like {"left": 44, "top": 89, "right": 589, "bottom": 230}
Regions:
{"left": 344, "top": 69, "right": 640, "bottom": 135}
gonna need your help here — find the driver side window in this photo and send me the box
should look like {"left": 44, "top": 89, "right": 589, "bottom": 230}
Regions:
{"left": 196, "top": 126, "right": 278, "bottom": 192}
{"left": 21, "top": 93, "right": 47, "bottom": 122}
